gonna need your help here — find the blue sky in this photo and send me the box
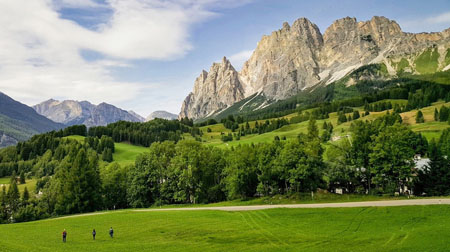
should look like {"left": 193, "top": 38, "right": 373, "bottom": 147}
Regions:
{"left": 0, "top": 0, "right": 449, "bottom": 116}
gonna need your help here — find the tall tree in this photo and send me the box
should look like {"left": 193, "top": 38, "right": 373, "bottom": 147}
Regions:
{"left": 415, "top": 140, "right": 450, "bottom": 195}
{"left": 369, "top": 124, "right": 419, "bottom": 194}
{"left": 55, "top": 148, "right": 102, "bottom": 214}
{"left": 7, "top": 179, "right": 20, "bottom": 211}
{"left": 19, "top": 170, "right": 26, "bottom": 184}
{"left": 416, "top": 110, "right": 425, "bottom": 123}
{"left": 22, "top": 187, "right": 30, "bottom": 203}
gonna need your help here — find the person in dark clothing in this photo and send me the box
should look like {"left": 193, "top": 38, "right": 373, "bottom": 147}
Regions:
{"left": 62, "top": 229, "right": 67, "bottom": 243}
{"left": 109, "top": 227, "right": 114, "bottom": 238}
{"left": 92, "top": 229, "right": 96, "bottom": 240}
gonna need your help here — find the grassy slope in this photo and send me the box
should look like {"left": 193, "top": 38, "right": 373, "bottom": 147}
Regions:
{"left": 414, "top": 47, "right": 440, "bottom": 74}
{"left": 0, "top": 178, "right": 37, "bottom": 194}
{"left": 402, "top": 101, "right": 450, "bottom": 140}
{"left": 113, "top": 143, "right": 149, "bottom": 166}
{"left": 200, "top": 99, "right": 449, "bottom": 148}
{"left": 0, "top": 205, "right": 449, "bottom": 252}
{"left": 65, "top": 135, "right": 149, "bottom": 166}
{"left": 62, "top": 100, "right": 449, "bottom": 158}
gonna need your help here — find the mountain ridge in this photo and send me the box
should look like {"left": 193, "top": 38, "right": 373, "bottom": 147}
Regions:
{"left": 33, "top": 99, "right": 144, "bottom": 127}
{"left": 146, "top": 110, "right": 178, "bottom": 121}
{"left": 0, "top": 92, "right": 64, "bottom": 147}
{"left": 180, "top": 16, "right": 450, "bottom": 120}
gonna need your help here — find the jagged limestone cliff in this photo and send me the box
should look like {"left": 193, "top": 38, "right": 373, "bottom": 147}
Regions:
{"left": 179, "top": 57, "right": 245, "bottom": 119}
{"left": 180, "top": 16, "right": 450, "bottom": 120}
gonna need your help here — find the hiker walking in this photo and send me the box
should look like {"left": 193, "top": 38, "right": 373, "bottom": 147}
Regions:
{"left": 62, "top": 229, "right": 67, "bottom": 243}
{"left": 109, "top": 227, "right": 114, "bottom": 238}
{"left": 92, "top": 229, "right": 96, "bottom": 240}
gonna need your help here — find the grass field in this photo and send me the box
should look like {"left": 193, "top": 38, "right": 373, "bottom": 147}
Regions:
{"left": 198, "top": 99, "right": 449, "bottom": 148}
{"left": 113, "top": 143, "right": 149, "bottom": 166}
{"left": 0, "top": 177, "right": 37, "bottom": 194}
{"left": 65, "top": 135, "right": 149, "bottom": 166}
{"left": 0, "top": 205, "right": 449, "bottom": 251}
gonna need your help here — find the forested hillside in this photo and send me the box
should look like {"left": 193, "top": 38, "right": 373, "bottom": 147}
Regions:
{"left": 0, "top": 92, "right": 63, "bottom": 147}
{"left": 1, "top": 70, "right": 450, "bottom": 224}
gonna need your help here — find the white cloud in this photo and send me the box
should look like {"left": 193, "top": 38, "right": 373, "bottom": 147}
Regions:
{"left": 0, "top": 0, "right": 254, "bottom": 115}
{"left": 400, "top": 11, "right": 450, "bottom": 33}
{"left": 229, "top": 50, "right": 253, "bottom": 70}
{"left": 425, "top": 11, "right": 450, "bottom": 24}
{"left": 53, "top": 0, "right": 106, "bottom": 9}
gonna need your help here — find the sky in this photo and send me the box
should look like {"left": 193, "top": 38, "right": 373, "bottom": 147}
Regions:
{"left": 0, "top": 0, "right": 449, "bottom": 117}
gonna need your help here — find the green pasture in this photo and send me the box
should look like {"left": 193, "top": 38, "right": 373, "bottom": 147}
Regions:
{"left": 0, "top": 205, "right": 449, "bottom": 251}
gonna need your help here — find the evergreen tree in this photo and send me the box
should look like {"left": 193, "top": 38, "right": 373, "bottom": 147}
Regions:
{"left": 415, "top": 140, "right": 450, "bottom": 195}
{"left": 102, "top": 148, "right": 113, "bottom": 162}
{"left": 416, "top": 110, "right": 425, "bottom": 123}
{"left": 10, "top": 171, "right": 17, "bottom": 184}
{"left": 307, "top": 118, "right": 319, "bottom": 140}
{"left": 353, "top": 110, "right": 360, "bottom": 120}
{"left": 337, "top": 112, "right": 347, "bottom": 125}
{"left": 56, "top": 148, "right": 102, "bottom": 214}
{"left": 7, "top": 179, "right": 20, "bottom": 211}
{"left": 19, "top": 170, "right": 26, "bottom": 184}
{"left": 0, "top": 186, "right": 6, "bottom": 205}
{"left": 434, "top": 108, "right": 439, "bottom": 121}
{"left": 22, "top": 187, "right": 30, "bottom": 203}
{"left": 439, "top": 106, "right": 449, "bottom": 122}
{"left": 0, "top": 186, "right": 7, "bottom": 223}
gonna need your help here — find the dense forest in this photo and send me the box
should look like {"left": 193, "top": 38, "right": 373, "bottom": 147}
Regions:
{"left": 88, "top": 118, "right": 198, "bottom": 147}
{"left": 0, "top": 112, "right": 449, "bottom": 223}
{"left": 1, "top": 72, "right": 450, "bottom": 223}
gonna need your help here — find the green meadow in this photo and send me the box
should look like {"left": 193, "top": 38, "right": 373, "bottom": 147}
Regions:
{"left": 0, "top": 205, "right": 449, "bottom": 252}
{"left": 65, "top": 135, "right": 149, "bottom": 166}
{"left": 199, "top": 99, "right": 450, "bottom": 148}
{"left": 0, "top": 177, "right": 37, "bottom": 194}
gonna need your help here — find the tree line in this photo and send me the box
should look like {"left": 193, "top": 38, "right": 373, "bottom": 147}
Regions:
{"left": 0, "top": 112, "right": 449, "bottom": 224}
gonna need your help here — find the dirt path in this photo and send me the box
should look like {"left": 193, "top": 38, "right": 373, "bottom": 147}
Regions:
{"left": 50, "top": 198, "right": 450, "bottom": 220}
{"left": 133, "top": 198, "right": 450, "bottom": 212}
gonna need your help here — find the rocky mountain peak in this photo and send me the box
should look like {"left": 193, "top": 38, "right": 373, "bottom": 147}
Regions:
{"left": 180, "top": 16, "right": 450, "bottom": 120}
{"left": 180, "top": 56, "right": 244, "bottom": 119}
{"left": 146, "top": 111, "right": 177, "bottom": 121}
{"left": 239, "top": 17, "right": 323, "bottom": 100}
{"left": 33, "top": 99, "right": 143, "bottom": 127}
{"left": 358, "top": 16, "right": 402, "bottom": 44}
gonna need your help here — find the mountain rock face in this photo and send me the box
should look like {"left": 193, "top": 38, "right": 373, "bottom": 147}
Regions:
{"left": 179, "top": 57, "right": 245, "bottom": 119}
{"left": 129, "top": 111, "right": 146, "bottom": 122}
{"left": 0, "top": 92, "right": 63, "bottom": 147}
{"left": 146, "top": 111, "right": 177, "bottom": 121}
{"left": 0, "top": 133, "right": 18, "bottom": 148}
{"left": 240, "top": 18, "right": 323, "bottom": 100}
{"left": 33, "top": 100, "right": 144, "bottom": 127}
{"left": 180, "top": 16, "right": 450, "bottom": 120}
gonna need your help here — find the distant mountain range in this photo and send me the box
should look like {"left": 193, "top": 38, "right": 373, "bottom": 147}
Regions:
{"left": 33, "top": 99, "right": 145, "bottom": 127}
{"left": 0, "top": 92, "right": 63, "bottom": 148}
{"left": 0, "top": 92, "right": 179, "bottom": 148}
{"left": 180, "top": 16, "right": 450, "bottom": 120}
{"left": 146, "top": 111, "right": 178, "bottom": 121}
